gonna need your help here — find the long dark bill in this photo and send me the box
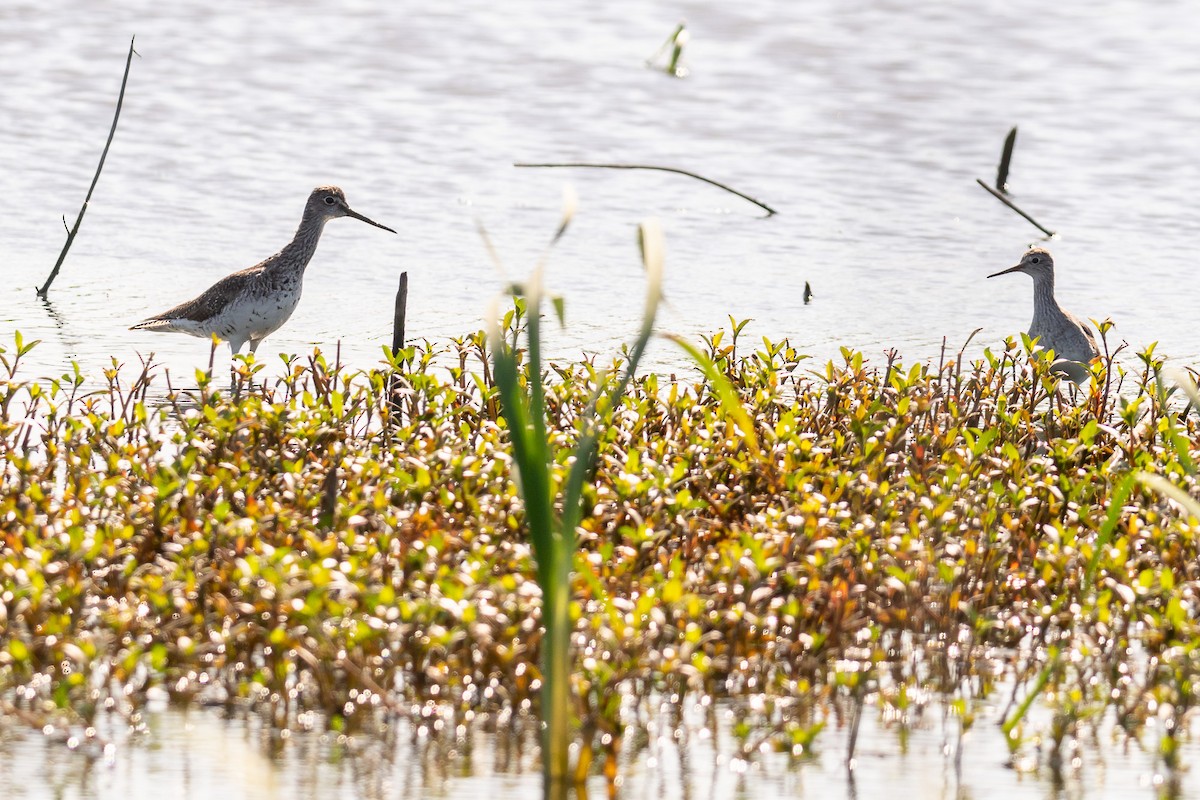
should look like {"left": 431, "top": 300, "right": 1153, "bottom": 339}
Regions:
{"left": 986, "top": 264, "right": 1024, "bottom": 279}
{"left": 346, "top": 208, "right": 397, "bottom": 234}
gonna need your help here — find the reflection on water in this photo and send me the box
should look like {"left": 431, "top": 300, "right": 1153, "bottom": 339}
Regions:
{"left": 0, "top": 693, "right": 1192, "bottom": 799}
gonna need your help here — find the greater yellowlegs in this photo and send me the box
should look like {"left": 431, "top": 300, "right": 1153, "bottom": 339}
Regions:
{"left": 988, "top": 247, "right": 1100, "bottom": 368}
{"left": 131, "top": 186, "right": 395, "bottom": 355}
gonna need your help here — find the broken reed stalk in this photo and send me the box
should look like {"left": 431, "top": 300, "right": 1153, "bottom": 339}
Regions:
{"left": 37, "top": 36, "right": 137, "bottom": 298}
{"left": 645, "top": 22, "right": 689, "bottom": 77}
{"left": 996, "top": 126, "right": 1018, "bottom": 193}
{"left": 975, "top": 179, "right": 1055, "bottom": 238}
{"left": 513, "top": 162, "right": 778, "bottom": 216}
{"left": 391, "top": 271, "right": 409, "bottom": 357}
{"left": 388, "top": 271, "right": 409, "bottom": 416}
{"left": 648, "top": 22, "right": 687, "bottom": 66}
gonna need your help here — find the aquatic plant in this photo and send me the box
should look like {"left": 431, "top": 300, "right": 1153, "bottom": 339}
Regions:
{"left": 646, "top": 21, "right": 689, "bottom": 78}
{"left": 486, "top": 206, "right": 662, "bottom": 794}
{"left": 1, "top": 324, "right": 1199, "bottom": 795}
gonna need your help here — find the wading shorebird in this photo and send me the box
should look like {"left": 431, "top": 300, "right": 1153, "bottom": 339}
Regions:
{"left": 988, "top": 247, "right": 1100, "bottom": 374}
{"left": 131, "top": 186, "right": 395, "bottom": 355}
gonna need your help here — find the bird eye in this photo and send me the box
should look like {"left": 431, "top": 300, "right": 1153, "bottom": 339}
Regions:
{"left": 1030, "top": 256, "right": 1040, "bottom": 263}
{"left": 324, "top": 196, "right": 336, "bottom": 205}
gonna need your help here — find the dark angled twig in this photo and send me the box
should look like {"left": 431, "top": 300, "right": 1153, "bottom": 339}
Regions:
{"left": 37, "top": 36, "right": 137, "bottom": 298}
{"left": 514, "top": 162, "right": 778, "bottom": 216}
{"left": 975, "top": 178, "right": 1055, "bottom": 238}
{"left": 997, "top": 126, "right": 1018, "bottom": 193}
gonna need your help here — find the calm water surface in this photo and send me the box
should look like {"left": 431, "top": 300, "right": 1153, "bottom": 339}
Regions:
{"left": 3, "top": 1, "right": 1199, "bottom": 385}
{"left": 0, "top": 695, "right": 1193, "bottom": 800}
{"left": 3, "top": 1, "right": 1199, "bottom": 797}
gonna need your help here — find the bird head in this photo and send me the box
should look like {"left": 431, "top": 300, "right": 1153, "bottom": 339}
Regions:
{"left": 309, "top": 186, "right": 396, "bottom": 233}
{"left": 988, "top": 247, "right": 1054, "bottom": 280}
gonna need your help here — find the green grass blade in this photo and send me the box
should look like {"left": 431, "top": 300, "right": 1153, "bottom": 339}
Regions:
{"left": 563, "top": 220, "right": 665, "bottom": 535}
{"left": 1168, "top": 367, "right": 1200, "bottom": 408}
{"left": 1137, "top": 472, "right": 1200, "bottom": 521}
{"left": 666, "top": 333, "right": 761, "bottom": 457}
{"left": 1084, "top": 472, "right": 1134, "bottom": 592}
{"left": 1001, "top": 647, "right": 1058, "bottom": 750}
{"left": 490, "top": 336, "right": 555, "bottom": 582}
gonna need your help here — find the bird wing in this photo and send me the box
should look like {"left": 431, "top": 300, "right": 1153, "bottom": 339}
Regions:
{"left": 1077, "top": 318, "right": 1100, "bottom": 358}
{"left": 133, "top": 266, "right": 263, "bottom": 327}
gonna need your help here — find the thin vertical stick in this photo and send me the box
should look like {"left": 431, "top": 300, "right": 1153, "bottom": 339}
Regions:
{"left": 391, "top": 271, "right": 409, "bottom": 357}
{"left": 388, "top": 272, "right": 409, "bottom": 421}
{"left": 37, "top": 37, "right": 138, "bottom": 298}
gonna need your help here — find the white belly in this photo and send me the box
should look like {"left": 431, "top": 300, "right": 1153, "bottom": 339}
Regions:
{"left": 213, "top": 284, "right": 303, "bottom": 343}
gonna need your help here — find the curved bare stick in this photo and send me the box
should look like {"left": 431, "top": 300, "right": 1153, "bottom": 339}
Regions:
{"left": 514, "top": 162, "right": 778, "bottom": 216}
{"left": 975, "top": 178, "right": 1054, "bottom": 238}
{"left": 37, "top": 36, "right": 138, "bottom": 298}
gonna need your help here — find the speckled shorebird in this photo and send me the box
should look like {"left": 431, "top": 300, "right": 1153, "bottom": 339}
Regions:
{"left": 988, "top": 247, "right": 1100, "bottom": 370}
{"left": 131, "top": 186, "right": 395, "bottom": 355}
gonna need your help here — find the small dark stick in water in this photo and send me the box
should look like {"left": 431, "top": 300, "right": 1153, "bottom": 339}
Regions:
{"left": 976, "top": 179, "right": 1055, "bottom": 238}
{"left": 997, "top": 126, "right": 1018, "bottom": 194}
{"left": 391, "top": 272, "right": 409, "bottom": 358}
{"left": 389, "top": 271, "right": 409, "bottom": 418}
{"left": 803, "top": 281, "right": 814, "bottom": 305}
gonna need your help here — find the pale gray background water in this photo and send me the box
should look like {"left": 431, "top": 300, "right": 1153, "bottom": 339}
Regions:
{"left": 2, "top": 0, "right": 1199, "bottom": 797}
{"left": 4, "top": 0, "right": 1198, "bottom": 385}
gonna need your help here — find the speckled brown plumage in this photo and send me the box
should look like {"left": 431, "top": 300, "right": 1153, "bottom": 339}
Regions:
{"left": 131, "top": 186, "right": 395, "bottom": 355}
